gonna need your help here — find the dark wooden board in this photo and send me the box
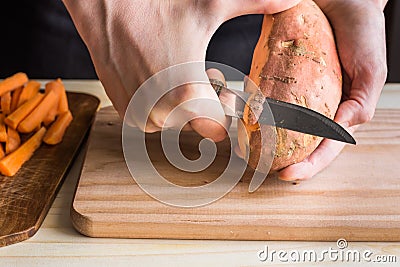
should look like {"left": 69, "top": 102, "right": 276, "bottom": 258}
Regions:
{"left": 0, "top": 92, "right": 99, "bottom": 247}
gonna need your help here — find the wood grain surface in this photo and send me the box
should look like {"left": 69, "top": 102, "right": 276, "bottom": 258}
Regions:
{"left": 72, "top": 106, "right": 400, "bottom": 241}
{"left": 0, "top": 92, "right": 99, "bottom": 247}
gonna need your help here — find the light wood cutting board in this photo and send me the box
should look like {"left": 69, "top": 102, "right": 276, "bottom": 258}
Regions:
{"left": 71, "top": 106, "right": 400, "bottom": 241}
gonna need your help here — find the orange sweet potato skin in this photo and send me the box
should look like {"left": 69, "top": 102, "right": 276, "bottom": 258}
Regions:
{"left": 241, "top": 0, "right": 342, "bottom": 172}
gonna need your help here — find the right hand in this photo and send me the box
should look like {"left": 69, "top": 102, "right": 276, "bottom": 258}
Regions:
{"left": 62, "top": 0, "right": 301, "bottom": 141}
{"left": 278, "top": 0, "right": 388, "bottom": 181}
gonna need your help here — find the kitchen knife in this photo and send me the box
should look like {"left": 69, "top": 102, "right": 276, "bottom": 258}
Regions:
{"left": 209, "top": 79, "right": 356, "bottom": 145}
{"left": 209, "top": 79, "right": 355, "bottom": 192}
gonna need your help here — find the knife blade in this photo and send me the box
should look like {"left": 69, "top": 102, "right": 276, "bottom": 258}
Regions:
{"left": 209, "top": 79, "right": 356, "bottom": 145}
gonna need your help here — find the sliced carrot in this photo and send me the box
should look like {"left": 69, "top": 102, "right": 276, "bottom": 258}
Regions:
{"left": 18, "top": 90, "right": 58, "bottom": 133}
{"left": 33, "top": 124, "right": 42, "bottom": 132}
{"left": 0, "top": 127, "right": 46, "bottom": 176}
{"left": 10, "top": 86, "right": 23, "bottom": 112}
{"left": 0, "top": 72, "right": 28, "bottom": 96}
{"left": 5, "top": 127, "right": 20, "bottom": 154}
{"left": 43, "top": 107, "right": 58, "bottom": 126}
{"left": 43, "top": 111, "right": 73, "bottom": 145}
{"left": 43, "top": 80, "right": 62, "bottom": 126}
{"left": 0, "top": 145, "right": 5, "bottom": 159}
{"left": 4, "top": 93, "right": 44, "bottom": 130}
{"left": 45, "top": 78, "right": 68, "bottom": 113}
{"left": 1, "top": 91, "right": 11, "bottom": 115}
{"left": 0, "top": 114, "right": 7, "bottom": 142}
{"left": 17, "top": 80, "right": 41, "bottom": 107}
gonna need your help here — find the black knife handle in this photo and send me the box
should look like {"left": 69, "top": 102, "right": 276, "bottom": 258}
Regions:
{"left": 209, "top": 78, "right": 224, "bottom": 96}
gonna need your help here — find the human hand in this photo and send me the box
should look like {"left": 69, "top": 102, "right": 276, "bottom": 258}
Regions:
{"left": 62, "top": 0, "right": 301, "bottom": 142}
{"left": 279, "top": 0, "right": 388, "bottom": 181}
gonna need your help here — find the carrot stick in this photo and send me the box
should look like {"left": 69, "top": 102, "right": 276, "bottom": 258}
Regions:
{"left": 5, "top": 127, "right": 20, "bottom": 154}
{"left": 43, "top": 107, "right": 58, "bottom": 126}
{"left": 17, "top": 80, "right": 41, "bottom": 107}
{"left": 0, "top": 144, "right": 5, "bottom": 160}
{"left": 1, "top": 91, "right": 11, "bottom": 115}
{"left": 43, "top": 80, "right": 62, "bottom": 126}
{"left": 18, "top": 90, "right": 58, "bottom": 133}
{"left": 4, "top": 93, "right": 44, "bottom": 130}
{"left": 43, "top": 111, "right": 73, "bottom": 145}
{"left": 33, "top": 124, "right": 42, "bottom": 132}
{"left": 45, "top": 78, "right": 68, "bottom": 113}
{"left": 10, "top": 86, "right": 23, "bottom": 112}
{"left": 0, "top": 114, "right": 7, "bottom": 142}
{"left": 0, "top": 127, "right": 46, "bottom": 176}
{"left": 0, "top": 72, "right": 28, "bottom": 96}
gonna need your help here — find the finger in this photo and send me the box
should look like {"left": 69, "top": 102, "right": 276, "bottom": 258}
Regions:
{"left": 155, "top": 82, "right": 230, "bottom": 142}
{"left": 186, "top": 83, "right": 231, "bottom": 142}
{"left": 219, "top": 0, "right": 302, "bottom": 20}
{"left": 181, "top": 123, "right": 193, "bottom": 132}
{"left": 278, "top": 124, "right": 356, "bottom": 181}
{"left": 189, "top": 69, "right": 231, "bottom": 142}
{"left": 206, "top": 68, "right": 235, "bottom": 114}
{"left": 278, "top": 139, "right": 344, "bottom": 181}
{"left": 334, "top": 99, "right": 373, "bottom": 128}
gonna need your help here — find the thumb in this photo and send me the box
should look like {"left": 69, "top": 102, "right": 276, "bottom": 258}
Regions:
{"left": 334, "top": 99, "right": 376, "bottom": 128}
{"left": 219, "top": 0, "right": 302, "bottom": 20}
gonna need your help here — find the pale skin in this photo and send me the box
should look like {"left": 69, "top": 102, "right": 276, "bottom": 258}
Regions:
{"left": 62, "top": 0, "right": 388, "bottom": 181}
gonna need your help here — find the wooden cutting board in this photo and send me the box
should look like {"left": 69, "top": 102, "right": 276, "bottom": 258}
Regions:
{"left": 0, "top": 92, "right": 99, "bottom": 247}
{"left": 71, "top": 106, "right": 400, "bottom": 241}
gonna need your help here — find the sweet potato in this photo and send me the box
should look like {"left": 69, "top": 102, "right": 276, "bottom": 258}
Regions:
{"left": 17, "top": 80, "right": 41, "bottom": 107}
{"left": 238, "top": 0, "right": 342, "bottom": 172}
{"left": 0, "top": 73, "right": 73, "bottom": 177}
{"left": 10, "top": 86, "right": 23, "bottom": 112}
{"left": 1, "top": 92, "right": 11, "bottom": 115}
{"left": 6, "top": 127, "right": 21, "bottom": 154}
{"left": 0, "top": 114, "right": 7, "bottom": 142}
{"left": 0, "top": 127, "right": 46, "bottom": 176}
{"left": 5, "top": 93, "right": 45, "bottom": 130}
{"left": 0, "top": 72, "right": 28, "bottom": 96}
{"left": 18, "top": 90, "right": 58, "bottom": 133}
{"left": 43, "top": 111, "right": 73, "bottom": 145}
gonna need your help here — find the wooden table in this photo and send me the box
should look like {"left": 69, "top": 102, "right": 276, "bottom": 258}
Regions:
{"left": 0, "top": 81, "right": 399, "bottom": 266}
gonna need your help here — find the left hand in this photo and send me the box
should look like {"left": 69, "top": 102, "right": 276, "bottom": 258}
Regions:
{"left": 278, "top": 0, "right": 388, "bottom": 181}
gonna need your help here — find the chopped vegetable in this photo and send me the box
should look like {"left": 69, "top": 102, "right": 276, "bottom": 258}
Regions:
{"left": 0, "top": 72, "right": 28, "bottom": 96}
{"left": 44, "top": 111, "right": 73, "bottom": 145}
{"left": 5, "top": 93, "right": 44, "bottom": 130}
{"left": 5, "top": 127, "right": 20, "bottom": 154}
{"left": 17, "top": 80, "right": 41, "bottom": 107}
{"left": 18, "top": 90, "right": 58, "bottom": 133}
{"left": 0, "top": 127, "right": 46, "bottom": 176}
{"left": 1, "top": 91, "right": 11, "bottom": 115}
{"left": 0, "top": 114, "right": 7, "bottom": 142}
{"left": 0, "top": 74, "right": 73, "bottom": 176}
{"left": 10, "top": 86, "right": 23, "bottom": 112}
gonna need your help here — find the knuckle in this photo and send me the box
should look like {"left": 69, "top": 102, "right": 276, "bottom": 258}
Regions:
{"left": 150, "top": 117, "right": 166, "bottom": 129}
{"left": 169, "top": 85, "right": 193, "bottom": 104}
{"left": 212, "top": 131, "right": 227, "bottom": 143}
